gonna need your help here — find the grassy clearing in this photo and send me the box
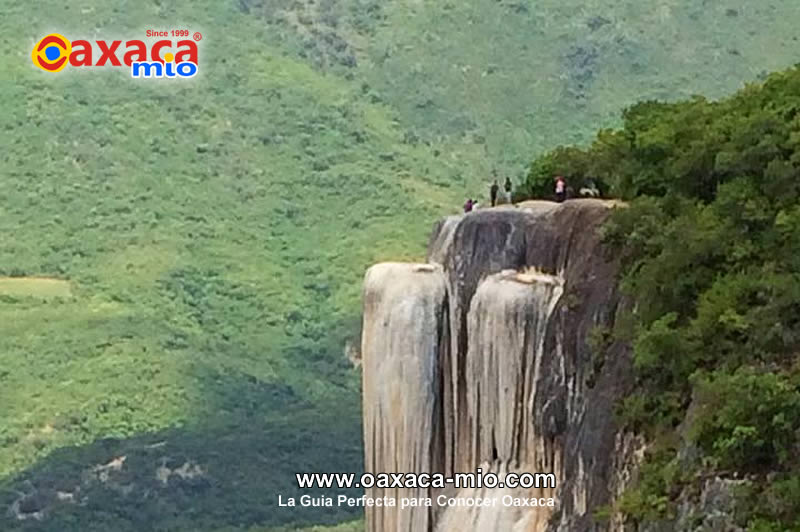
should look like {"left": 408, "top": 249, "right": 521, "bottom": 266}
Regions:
{"left": 0, "top": 277, "right": 72, "bottom": 298}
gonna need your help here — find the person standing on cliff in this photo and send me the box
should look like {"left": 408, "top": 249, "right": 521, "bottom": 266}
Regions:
{"left": 490, "top": 178, "right": 499, "bottom": 207}
{"left": 555, "top": 176, "right": 566, "bottom": 203}
{"left": 504, "top": 177, "right": 513, "bottom": 204}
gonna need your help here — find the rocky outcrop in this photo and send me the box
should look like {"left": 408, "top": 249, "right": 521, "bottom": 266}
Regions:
{"left": 638, "top": 477, "right": 746, "bottom": 532}
{"left": 361, "top": 200, "right": 635, "bottom": 531}
{"left": 5, "top": 453, "right": 208, "bottom": 523}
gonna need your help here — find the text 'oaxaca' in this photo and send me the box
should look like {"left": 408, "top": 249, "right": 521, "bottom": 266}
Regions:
{"left": 31, "top": 32, "right": 200, "bottom": 79}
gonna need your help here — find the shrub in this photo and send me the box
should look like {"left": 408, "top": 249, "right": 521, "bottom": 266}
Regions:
{"left": 689, "top": 369, "right": 800, "bottom": 471}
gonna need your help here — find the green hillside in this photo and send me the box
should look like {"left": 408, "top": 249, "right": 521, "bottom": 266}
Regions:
{"left": 254, "top": 0, "right": 800, "bottom": 174}
{"left": 1, "top": 0, "right": 799, "bottom": 530}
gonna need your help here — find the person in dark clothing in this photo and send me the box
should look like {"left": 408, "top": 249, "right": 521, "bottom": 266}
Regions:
{"left": 490, "top": 180, "right": 499, "bottom": 207}
{"left": 464, "top": 198, "right": 475, "bottom": 213}
{"left": 504, "top": 177, "right": 513, "bottom": 204}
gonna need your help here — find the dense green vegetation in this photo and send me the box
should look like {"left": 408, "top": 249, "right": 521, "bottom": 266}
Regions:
{"left": 526, "top": 66, "right": 800, "bottom": 529}
{"left": 271, "top": 521, "right": 362, "bottom": 532}
{"left": 3, "top": 0, "right": 800, "bottom": 529}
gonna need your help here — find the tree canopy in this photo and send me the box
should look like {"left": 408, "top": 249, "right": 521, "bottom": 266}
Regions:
{"left": 526, "top": 66, "right": 800, "bottom": 529}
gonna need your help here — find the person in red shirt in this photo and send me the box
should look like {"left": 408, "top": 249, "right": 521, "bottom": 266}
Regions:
{"left": 555, "top": 176, "right": 566, "bottom": 203}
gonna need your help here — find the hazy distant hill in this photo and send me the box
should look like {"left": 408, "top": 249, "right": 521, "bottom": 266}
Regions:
{"left": 1, "top": 1, "right": 799, "bottom": 530}
{"left": 255, "top": 0, "right": 800, "bottom": 175}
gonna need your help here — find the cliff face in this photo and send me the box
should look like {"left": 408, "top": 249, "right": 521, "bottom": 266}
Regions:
{"left": 361, "top": 200, "right": 635, "bottom": 531}
{"left": 362, "top": 262, "right": 449, "bottom": 532}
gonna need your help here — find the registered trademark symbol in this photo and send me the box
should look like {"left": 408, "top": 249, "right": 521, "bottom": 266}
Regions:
{"left": 193, "top": 32, "right": 202, "bottom": 42}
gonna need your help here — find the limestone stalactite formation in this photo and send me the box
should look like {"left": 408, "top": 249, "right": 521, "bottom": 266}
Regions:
{"left": 361, "top": 200, "right": 634, "bottom": 531}
{"left": 361, "top": 263, "right": 448, "bottom": 532}
{"left": 463, "top": 270, "right": 564, "bottom": 472}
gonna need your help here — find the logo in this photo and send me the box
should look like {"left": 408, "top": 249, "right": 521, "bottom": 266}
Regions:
{"left": 31, "top": 33, "right": 72, "bottom": 72}
{"left": 31, "top": 31, "right": 199, "bottom": 79}
{"left": 131, "top": 53, "right": 197, "bottom": 79}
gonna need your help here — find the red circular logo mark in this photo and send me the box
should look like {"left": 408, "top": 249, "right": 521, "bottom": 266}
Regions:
{"left": 193, "top": 32, "right": 202, "bottom": 42}
{"left": 31, "top": 34, "right": 72, "bottom": 72}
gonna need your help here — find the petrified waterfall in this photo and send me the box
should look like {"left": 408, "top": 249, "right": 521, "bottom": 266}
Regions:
{"left": 362, "top": 263, "right": 448, "bottom": 532}
{"left": 436, "top": 269, "right": 564, "bottom": 532}
{"left": 361, "top": 200, "right": 633, "bottom": 532}
{"left": 464, "top": 270, "right": 563, "bottom": 471}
